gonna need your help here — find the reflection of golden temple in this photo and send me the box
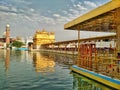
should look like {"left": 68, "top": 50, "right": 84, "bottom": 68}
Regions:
{"left": 33, "top": 52, "right": 55, "bottom": 72}
{"left": 33, "top": 29, "right": 55, "bottom": 49}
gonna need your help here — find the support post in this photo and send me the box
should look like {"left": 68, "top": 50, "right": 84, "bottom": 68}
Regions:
{"left": 77, "top": 30, "right": 80, "bottom": 66}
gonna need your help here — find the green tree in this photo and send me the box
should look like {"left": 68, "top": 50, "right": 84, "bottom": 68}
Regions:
{"left": 12, "top": 41, "right": 24, "bottom": 48}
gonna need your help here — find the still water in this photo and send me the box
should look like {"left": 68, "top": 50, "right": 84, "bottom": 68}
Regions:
{"left": 0, "top": 50, "right": 115, "bottom": 90}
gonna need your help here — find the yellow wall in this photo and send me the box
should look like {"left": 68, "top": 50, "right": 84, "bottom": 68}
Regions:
{"left": 33, "top": 29, "right": 55, "bottom": 49}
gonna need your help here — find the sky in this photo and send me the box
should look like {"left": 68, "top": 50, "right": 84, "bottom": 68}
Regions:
{"left": 0, "top": 0, "right": 112, "bottom": 41}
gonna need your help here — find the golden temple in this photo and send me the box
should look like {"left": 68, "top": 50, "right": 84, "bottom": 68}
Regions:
{"left": 33, "top": 29, "right": 55, "bottom": 49}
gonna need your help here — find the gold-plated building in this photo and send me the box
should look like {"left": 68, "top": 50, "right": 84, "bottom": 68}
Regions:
{"left": 33, "top": 29, "right": 55, "bottom": 49}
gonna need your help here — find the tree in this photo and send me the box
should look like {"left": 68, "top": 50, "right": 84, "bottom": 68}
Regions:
{"left": 12, "top": 41, "right": 24, "bottom": 48}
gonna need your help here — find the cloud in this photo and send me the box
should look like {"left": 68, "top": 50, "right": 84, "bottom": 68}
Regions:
{"left": 40, "top": 16, "right": 56, "bottom": 25}
{"left": 0, "top": 6, "right": 18, "bottom": 17}
{"left": 53, "top": 14, "right": 60, "bottom": 18}
{"left": 0, "top": 0, "right": 98, "bottom": 26}
{"left": 12, "top": 0, "right": 32, "bottom": 5}
{"left": 73, "top": 2, "right": 85, "bottom": 10}
{"left": 61, "top": 0, "right": 101, "bottom": 23}
{"left": 71, "top": 0, "right": 76, "bottom": 3}
{"left": 62, "top": 10, "right": 68, "bottom": 15}
{"left": 84, "top": 1, "right": 97, "bottom": 8}
{"left": 0, "top": 5, "right": 10, "bottom": 11}
{"left": 30, "top": 8, "right": 34, "bottom": 12}
{"left": 10, "top": 7, "right": 17, "bottom": 12}
{"left": 0, "top": 0, "right": 110, "bottom": 41}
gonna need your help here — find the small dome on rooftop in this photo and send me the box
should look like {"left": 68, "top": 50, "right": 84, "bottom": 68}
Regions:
{"left": 6, "top": 24, "right": 10, "bottom": 27}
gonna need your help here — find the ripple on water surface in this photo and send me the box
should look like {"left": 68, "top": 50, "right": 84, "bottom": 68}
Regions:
{"left": 0, "top": 50, "right": 114, "bottom": 90}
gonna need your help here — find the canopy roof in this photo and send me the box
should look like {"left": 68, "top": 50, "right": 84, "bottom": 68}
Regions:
{"left": 64, "top": 0, "right": 120, "bottom": 32}
{"left": 41, "top": 34, "right": 116, "bottom": 46}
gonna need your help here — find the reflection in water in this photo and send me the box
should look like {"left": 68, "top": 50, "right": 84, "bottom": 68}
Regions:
{"left": 32, "top": 52, "right": 55, "bottom": 72}
{"left": 5, "top": 49, "right": 10, "bottom": 72}
{"left": 0, "top": 50, "right": 115, "bottom": 90}
{"left": 54, "top": 54, "right": 76, "bottom": 66}
{"left": 72, "top": 72, "right": 116, "bottom": 90}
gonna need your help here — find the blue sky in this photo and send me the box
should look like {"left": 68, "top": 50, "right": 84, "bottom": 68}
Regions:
{"left": 0, "top": 0, "right": 111, "bottom": 41}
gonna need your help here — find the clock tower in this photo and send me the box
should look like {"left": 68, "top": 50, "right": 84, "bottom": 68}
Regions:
{"left": 6, "top": 24, "right": 10, "bottom": 47}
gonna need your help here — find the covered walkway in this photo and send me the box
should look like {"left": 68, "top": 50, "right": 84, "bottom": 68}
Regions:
{"left": 64, "top": 0, "right": 120, "bottom": 89}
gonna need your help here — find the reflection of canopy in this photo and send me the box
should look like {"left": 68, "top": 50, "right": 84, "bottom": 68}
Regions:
{"left": 72, "top": 72, "right": 111, "bottom": 90}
